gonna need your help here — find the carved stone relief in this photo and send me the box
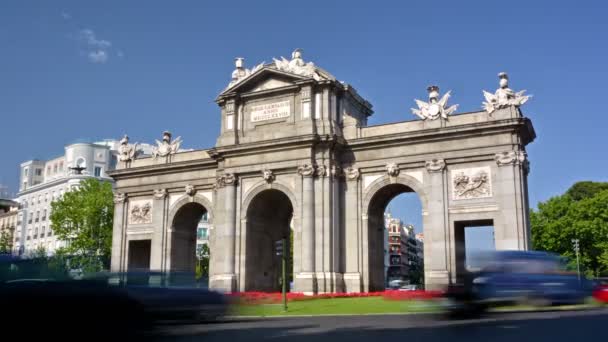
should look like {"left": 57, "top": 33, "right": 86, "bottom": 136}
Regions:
{"left": 129, "top": 200, "right": 152, "bottom": 225}
{"left": 451, "top": 167, "right": 492, "bottom": 200}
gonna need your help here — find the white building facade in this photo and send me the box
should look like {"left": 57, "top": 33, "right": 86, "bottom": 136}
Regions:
{"left": 14, "top": 141, "right": 125, "bottom": 256}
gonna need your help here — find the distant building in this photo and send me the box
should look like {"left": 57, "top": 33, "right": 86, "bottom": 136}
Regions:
{"left": 14, "top": 140, "right": 153, "bottom": 256}
{"left": 196, "top": 212, "right": 211, "bottom": 257}
{"left": 384, "top": 213, "right": 424, "bottom": 285}
{"left": 0, "top": 198, "right": 19, "bottom": 253}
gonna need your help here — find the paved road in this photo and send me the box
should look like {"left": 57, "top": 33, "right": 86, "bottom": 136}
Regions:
{"left": 151, "top": 308, "right": 608, "bottom": 342}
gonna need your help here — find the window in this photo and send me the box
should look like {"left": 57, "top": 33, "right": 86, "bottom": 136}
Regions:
{"left": 94, "top": 166, "right": 102, "bottom": 177}
{"left": 37, "top": 195, "right": 41, "bottom": 204}
{"left": 197, "top": 228, "right": 208, "bottom": 240}
{"left": 28, "top": 213, "right": 33, "bottom": 224}
{"left": 53, "top": 164, "right": 58, "bottom": 173}
{"left": 48, "top": 228, "right": 52, "bottom": 236}
{"left": 35, "top": 168, "right": 42, "bottom": 176}
{"left": 22, "top": 181, "right": 27, "bottom": 190}
{"left": 226, "top": 114, "right": 234, "bottom": 130}
{"left": 59, "top": 161, "right": 64, "bottom": 171}
{"left": 42, "top": 209, "right": 47, "bottom": 221}
{"left": 24, "top": 168, "right": 29, "bottom": 177}
{"left": 46, "top": 166, "right": 51, "bottom": 175}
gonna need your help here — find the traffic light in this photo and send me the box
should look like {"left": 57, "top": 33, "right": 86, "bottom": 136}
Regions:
{"left": 275, "top": 239, "right": 284, "bottom": 256}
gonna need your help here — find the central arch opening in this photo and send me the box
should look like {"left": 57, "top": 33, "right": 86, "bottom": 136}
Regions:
{"left": 170, "top": 202, "right": 208, "bottom": 274}
{"left": 367, "top": 183, "right": 423, "bottom": 291}
{"left": 245, "top": 189, "right": 293, "bottom": 292}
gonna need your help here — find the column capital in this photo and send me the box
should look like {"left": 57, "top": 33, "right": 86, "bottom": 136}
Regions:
{"left": 495, "top": 151, "right": 527, "bottom": 166}
{"left": 425, "top": 159, "right": 446, "bottom": 173}
{"left": 345, "top": 167, "right": 360, "bottom": 181}
{"left": 113, "top": 192, "right": 127, "bottom": 204}
{"left": 216, "top": 173, "right": 237, "bottom": 188}
{"left": 297, "top": 164, "right": 316, "bottom": 177}
{"left": 153, "top": 188, "right": 168, "bottom": 199}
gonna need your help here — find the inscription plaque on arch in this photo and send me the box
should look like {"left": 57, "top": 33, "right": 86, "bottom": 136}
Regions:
{"left": 250, "top": 100, "right": 290, "bottom": 122}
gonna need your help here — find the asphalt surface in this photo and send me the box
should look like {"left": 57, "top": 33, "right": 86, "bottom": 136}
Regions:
{"left": 150, "top": 308, "right": 608, "bottom": 342}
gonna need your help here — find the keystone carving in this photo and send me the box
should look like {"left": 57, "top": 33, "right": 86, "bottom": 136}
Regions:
{"left": 262, "top": 169, "right": 275, "bottom": 183}
{"left": 425, "top": 159, "right": 446, "bottom": 173}
{"left": 185, "top": 184, "right": 196, "bottom": 197}
{"left": 386, "top": 163, "right": 400, "bottom": 177}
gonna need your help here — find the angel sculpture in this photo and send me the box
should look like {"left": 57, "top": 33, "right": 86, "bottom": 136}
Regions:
{"left": 228, "top": 57, "right": 264, "bottom": 88}
{"left": 152, "top": 131, "right": 182, "bottom": 159}
{"left": 411, "top": 85, "right": 458, "bottom": 120}
{"left": 273, "top": 49, "right": 321, "bottom": 81}
{"left": 117, "top": 134, "right": 138, "bottom": 162}
{"left": 482, "top": 72, "right": 531, "bottom": 114}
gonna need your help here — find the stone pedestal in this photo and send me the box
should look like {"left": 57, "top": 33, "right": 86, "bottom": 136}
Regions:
{"left": 294, "top": 272, "right": 318, "bottom": 295}
{"left": 210, "top": 274, "right": 236, "bottom": 293}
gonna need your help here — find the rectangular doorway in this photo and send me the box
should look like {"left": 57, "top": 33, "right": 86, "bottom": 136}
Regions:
{"left": 128, "top": 239, "right": 151, "bottom": 271}
{"left": 454, "top": 220, "right": 495, "bottom": 282}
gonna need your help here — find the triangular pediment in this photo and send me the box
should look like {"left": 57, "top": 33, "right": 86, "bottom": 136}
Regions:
{"left": 218, "top": 67, "right": 311, "bottom": 98}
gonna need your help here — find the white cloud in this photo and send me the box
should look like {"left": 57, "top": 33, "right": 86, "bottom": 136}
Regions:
{"left": 61, "top": 11, "right": 72, "bottom": 20}
{"left": 88, "top": 50, "right": 108, "bottom": 64}
{"left": 79, "top": 29, "right": 111, "bottom": 49}
{"left": 73, "top": 29, "right": 117, "bottom": 64}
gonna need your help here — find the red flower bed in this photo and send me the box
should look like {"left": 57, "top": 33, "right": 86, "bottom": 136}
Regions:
{"left": 228, "top": 290, "right": 443, "bottom": 305}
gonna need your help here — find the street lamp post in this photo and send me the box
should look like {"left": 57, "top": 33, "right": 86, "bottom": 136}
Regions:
{"left": 571, "top": 238, "right": 581, "bottom": 283}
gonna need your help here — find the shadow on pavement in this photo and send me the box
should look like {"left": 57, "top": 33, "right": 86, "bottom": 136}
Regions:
{"left": 152, "top": 310, "right": 608, "bottom": 342}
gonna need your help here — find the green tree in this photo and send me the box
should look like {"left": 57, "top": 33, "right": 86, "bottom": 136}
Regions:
{"left": 0, "top": 229, "right": 12, "bottom": 254}
{"left": 566, "top": 181, "right": 608, "bottom": 201}
{"left": 50, "top": 178, "right": 114, "bottom": 273}
{"left": 531, "top": 181, "right": 608, "bottom": 277}
{"left": 196, "top": 243, "right": 210, "bottom": 281}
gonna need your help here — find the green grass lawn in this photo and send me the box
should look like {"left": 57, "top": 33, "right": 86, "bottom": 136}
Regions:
{"left": 231, "top": 297, "right": 440, "bottom": 317}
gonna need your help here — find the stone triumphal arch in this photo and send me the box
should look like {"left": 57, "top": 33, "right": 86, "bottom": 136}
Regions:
{"left": 109, "top": 50, "right": 535, "bottom": 293}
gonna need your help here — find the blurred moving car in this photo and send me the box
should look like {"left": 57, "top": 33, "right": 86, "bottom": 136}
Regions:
{"left": 444, "top": 251, "right": 592, "bottom": 317}
{"left": 108, "top": 270, "right": 228, "bottom": 322}
{"left": 399, "top": 284, "right": 422, "bottom": 291}
{"left": 593, "top": 284, "right": 608, "bottom": 304}
{"left": 0, "top": 256, "right": 150, "bottom": 337}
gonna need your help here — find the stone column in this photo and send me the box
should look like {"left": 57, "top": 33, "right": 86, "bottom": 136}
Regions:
{"left": 209, "top": 173, "right": 237, "bottom": 293}
{"left": 295, "top": 164, "right": 317, "bottom": 294}
{"left": 424, "top": 159, "right": 451, "bottom": 290}
{"left": 150, "top": 189, "right": 168, "bottom": 271}
{"left": 495, "top": 151, "right": 530, "bottom": 250}
{"left": 343, "top": 167, "right": 362, "bottom": 292}
{"left": 110, "top": 193, "right": 127, "bottom": 272}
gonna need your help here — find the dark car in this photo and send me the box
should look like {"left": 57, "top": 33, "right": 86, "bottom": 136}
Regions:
{"left": 444, "top": 251, "right": 592, "bottom": 317}
{"left": 107, "top": 271, "right": 228, "bottom": 322}
{"left": 0, "top": 256, "right": 150, "bottom": 337}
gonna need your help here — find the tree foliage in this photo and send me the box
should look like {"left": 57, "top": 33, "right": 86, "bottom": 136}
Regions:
{"left": 50, "top": 178, "right": 114, "bottom": 273}
{"left": 566, "top": 181, "right": 608, "bottom": 201}
{"left": 0, "top": 229, "right": 12, "bottom": 254}
{"left": 531, "top": 181, "right": 608, "bottom": 277}
{"left": 196, "top": 243, "right": 210, "bottom": 281}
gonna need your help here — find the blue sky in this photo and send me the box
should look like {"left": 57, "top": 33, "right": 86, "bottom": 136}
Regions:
{"left": 1, "top": 1, "right": 607, "bottom": 251}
